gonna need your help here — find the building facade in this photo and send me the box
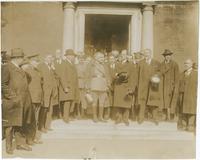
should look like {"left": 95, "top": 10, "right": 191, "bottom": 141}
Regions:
{"left": 1, "top": 1, "right": 198, "bottom": 70}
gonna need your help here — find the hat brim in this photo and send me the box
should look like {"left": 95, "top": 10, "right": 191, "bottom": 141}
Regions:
{"left": 162, "top": 52, "right": 173, "bottom": 56}
{"left": 10, "top": 55, "right": 24, "bottom": 59}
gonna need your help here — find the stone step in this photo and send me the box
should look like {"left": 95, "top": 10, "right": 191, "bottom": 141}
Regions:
{"left": 43, "top": 120, "right": 195, "bottom": 141}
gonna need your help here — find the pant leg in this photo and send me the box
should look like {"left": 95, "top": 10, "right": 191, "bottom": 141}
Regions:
{"left": 38, "top": 107, "right": 47, "bottom": 130}
{"left": 152, "top": 106, "right": 159, "bottom": 122}
{"left": 123, "top": 108, "right": 130, "bottom": 122}
{"left": 5, "top": 127, "right": 13, "bottom": 151}
{"left": 45, "top": 104, "right": 53, "bottom": 129}
{"left": 188, "top": 114, "right": 196, "bottom": 131}
{"left": 138, "top": 100, "right": 146, "bottom": 122}
{"left": 14, "top": 126, "right": 26, "bottom": 146}
{"left": 63, "top": 101, "right": 71, "bottom": 122}
{"left": 34, "top": 104, "right": 42, "bottom": 140}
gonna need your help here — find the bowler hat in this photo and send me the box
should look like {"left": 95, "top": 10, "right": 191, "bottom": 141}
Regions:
{"left": 11, "top": 48, "right": 24, "bottom": 58}
{"left": 64, "top": 49, "right": 76, "bottom": 56}
{"left": 162, "top": 49, "right": 173, "bottom": 56}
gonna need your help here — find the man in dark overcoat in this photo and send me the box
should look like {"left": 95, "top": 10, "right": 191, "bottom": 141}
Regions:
{"left": 137, "top": 49, "right": 161, "bottom": 125}
{"left": 38, "top": 54, "right": 58, "bottom": 132}
{"left": 25, "top": 54, "right": 43, "bottom": 144}
{"left": 177, "top": 59, "right": 197, "bottom": 132}
{"left": 55, "top": 49, "right": 79, "bottom": 123}
{"left": 160, "top": 49, "right": 179, "bottom": 121}
{"left": 2, "top": 48, "right": 34, "bottom": 152}
{"left": 113, "top": 51, "right": 137, "bottom": 125}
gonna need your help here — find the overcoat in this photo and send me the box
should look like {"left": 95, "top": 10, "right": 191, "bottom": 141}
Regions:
{"left": 137, "top": 59, "right": 162, "bottom": 107}
{"left": 113, "top": 62, "right": 137, "bottom": 108}
{"left": 55, "top": 59, "right": 79, "bottom": 102}
{"left": 160, "top": 60, "right": 179, "bottom": 113}
{"left": 178, "top": 70, "right": 197, "bottom": 114}
{"left": 25, "top": 65, "right": 43, "bottom": 104}
{"left": 38, "top": 63, "right": 58, "bottom": 108}
{"left": 2, "top": 62, "right": 34, "bottom": 127}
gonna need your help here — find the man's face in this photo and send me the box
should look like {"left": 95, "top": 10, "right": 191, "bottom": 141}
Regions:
{"left": 164, "top": 55, "right": 171, "bottom": 62}
{"left": 12, "top": 57, "right": 24, "bottom": 66}
{"left": 97, "top": 56, "right": 104, "bottom": 64}
{"left": 109, "top": 56, "right": 115, "bottom": 64}
{"left": 30, "top": 59, "right": 40, "bottom": 67}
{"left": 184, "top": 62, "right": 193, "bottom": 71}
{"left": 66, "top": 55, "right": 75, "bottom": 63}
{"left": 121, "top": 53, "right": 127, "bottom": 61}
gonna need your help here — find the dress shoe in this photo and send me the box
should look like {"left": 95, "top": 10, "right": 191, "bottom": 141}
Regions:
{"left": 26, "top": 140, "right": 34, "bottom": 146}
{"left": 154, "top": 121, "right": 159, "bottom": 126}
{"left": 138, "top": 119, "right": 144, "bottom": 124}
{"left": 93, "top": 117, "right": 98, "bottom": 123}
{"left": 6, "top": 149, "right": 13, "bottom": 155}
{"left": 47, "top": 128, "right": 53, "bottom": 131}
{"left": 33, "top": 139, "right": 43, "bottom": 144}
{"left": 16, "top": 144, "right": 32, "bottom": 151}
{"left": 124, "top": 120, "right": 129, "bottom": 126}
{"left": 40, "top": 128, "right": 47, "bottom": 133}
{"left": 115, "top": 119, "right": 121, "bottom": 125}
{"left": 99, "top": 118, "right": 107, "bottom": 123}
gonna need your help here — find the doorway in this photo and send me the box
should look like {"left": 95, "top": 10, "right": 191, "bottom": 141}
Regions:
{"left": 84, "top": 14, "right": 131, "bottom": 55}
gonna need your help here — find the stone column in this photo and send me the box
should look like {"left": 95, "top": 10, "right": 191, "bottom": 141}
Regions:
{"left": 62, "top": 2, "right": 75, "bottom": 52}
{"left": 141, "top": 4, "right": 154, "bottom": 53}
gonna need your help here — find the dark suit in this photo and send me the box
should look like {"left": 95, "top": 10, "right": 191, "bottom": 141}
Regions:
{"left": 38, "top": 63, "right": 58, "bottom": 129}
{"left": 55, "top": 59, "right": 79, "bottom": 122}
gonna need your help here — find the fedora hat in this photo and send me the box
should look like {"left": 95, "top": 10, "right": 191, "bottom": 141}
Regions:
{"left": 162, "top": 49, "right": 173, "bottom": 56}
{"left": 11, "top": 48, "right": 24, "bottom": 58}
{"left": 64, "top": 49, "right": 76, "bottom": 56}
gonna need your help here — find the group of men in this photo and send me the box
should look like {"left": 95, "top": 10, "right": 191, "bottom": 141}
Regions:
{"left": 1, "top": 47, "right": 197, "bottom": 155}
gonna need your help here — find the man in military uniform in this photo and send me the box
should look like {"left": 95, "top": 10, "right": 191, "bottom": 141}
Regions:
{"left": 86, "top": 52, "right": 111, "bottom": 122}
{"left": 160, "top": 49, "right": 179, "bottom": 121}
{"left": 75, "top": 54, "right": 88, "bottom": 118}
{"left": 177, "top": 59, "right": 197, "bottom": 132}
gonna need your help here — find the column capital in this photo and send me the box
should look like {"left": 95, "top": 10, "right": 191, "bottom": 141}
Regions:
{"left": 142, "top": 2, "right": 156, "bottom": 12}
{"left": 63, "top": 2, "right": 76, "bottom": 10}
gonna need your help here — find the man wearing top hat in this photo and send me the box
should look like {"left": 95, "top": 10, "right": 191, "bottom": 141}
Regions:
{"left": 2, "top": 48, "right": 34, "bottom": 153}
{"left": 160, "top": 49, "right": 179, "bottom": 121}
{"left": 24, "top": 53, "right": 43, "bottom": 144}
{"left": 55, "top": 49, "right": 79, "bottom": 123}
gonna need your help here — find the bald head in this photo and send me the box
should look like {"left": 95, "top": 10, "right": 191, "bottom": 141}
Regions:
{"left": 184, "top": 59, "right": 193, "bottom": 71}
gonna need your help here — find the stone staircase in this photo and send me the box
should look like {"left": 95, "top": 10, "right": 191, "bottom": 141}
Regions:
{"left": 43, "top": 119, "right": 195, "bottom": 141}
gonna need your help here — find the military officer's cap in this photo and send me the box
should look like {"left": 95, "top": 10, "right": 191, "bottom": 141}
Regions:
{"left": 64, "top": 49, "right": 76, "bottom": 56}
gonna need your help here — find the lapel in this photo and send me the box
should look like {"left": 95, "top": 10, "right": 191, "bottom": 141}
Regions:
{"left": 10, "top": 63, "right": 26, "bottom": 77}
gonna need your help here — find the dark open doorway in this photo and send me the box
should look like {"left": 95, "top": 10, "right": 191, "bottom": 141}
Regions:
{"left": 84, "top": 14, "right": 131, "bottom": 55}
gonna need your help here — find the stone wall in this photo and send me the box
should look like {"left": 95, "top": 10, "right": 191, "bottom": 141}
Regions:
{"left": 154, "top": 2, "right": 198, "bottom": 71}
{"left": 1, "top": 2, "right": 64, "bottom": 57}
{"left": 1, "top": 2, "right": 198, "bottom": 70}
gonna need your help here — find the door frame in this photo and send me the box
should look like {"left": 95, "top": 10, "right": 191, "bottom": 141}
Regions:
{"left": 75, "top": 5, "right": 142, "bottom": 54}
